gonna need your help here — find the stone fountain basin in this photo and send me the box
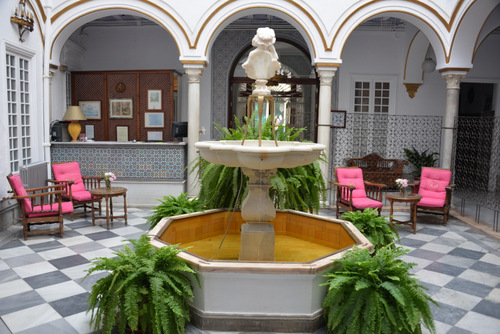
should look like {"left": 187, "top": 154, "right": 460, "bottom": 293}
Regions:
{"left": 148, "top": 209, "right": 371, "bottom": 332}
{"left": 195, "top": 140, "right": 325, "bottom": 170}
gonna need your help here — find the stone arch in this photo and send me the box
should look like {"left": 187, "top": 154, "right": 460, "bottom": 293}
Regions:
{"left": 191, "top": 1, "right": 324, "bottom": 63}
{"left": 329, "top": 2, "right": 451, "bottom": 68}
{"left": 49, "top": 2, "right": 190, "bottom": 65}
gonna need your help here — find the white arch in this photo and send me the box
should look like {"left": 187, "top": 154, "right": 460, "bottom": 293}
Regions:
{"left": 49, "top": 1, "right": 191, "bottom": 65}
{"left": 327, "top": 1, "right": 458, "bottom": 68}
{"left": 186, "top": 0, "right": 326, "bottom": 64}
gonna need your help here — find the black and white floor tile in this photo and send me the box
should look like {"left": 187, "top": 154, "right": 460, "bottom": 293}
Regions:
{"left": 0, "top": 207, "right": 499, "bottom": 334}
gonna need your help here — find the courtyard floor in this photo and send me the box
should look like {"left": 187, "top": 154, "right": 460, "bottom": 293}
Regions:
{"left": 0, "top": 205, "right": 499, "bottom": 334}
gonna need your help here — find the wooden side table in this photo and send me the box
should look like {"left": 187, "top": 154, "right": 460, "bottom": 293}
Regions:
{"left": 385, "top": 193, "right": 422, "bottom": 234}
{"left": 90, "top": 187, "right": 128, "bottom": 230}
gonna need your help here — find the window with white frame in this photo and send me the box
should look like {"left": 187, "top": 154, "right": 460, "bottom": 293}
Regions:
{"left": 352, "top": 77, "right": 395, "bottom": 114}
{"left": 6, "top": 52, "right": 31, "bottom": 172}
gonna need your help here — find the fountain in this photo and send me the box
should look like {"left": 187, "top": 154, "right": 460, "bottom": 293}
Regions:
{"left": 149, "top": 28, "right": 372, "bottom": 332}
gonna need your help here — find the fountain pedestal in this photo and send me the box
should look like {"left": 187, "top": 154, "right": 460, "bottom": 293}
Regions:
{"left": 239, "top": 167, "right": 277, "bottom": 261}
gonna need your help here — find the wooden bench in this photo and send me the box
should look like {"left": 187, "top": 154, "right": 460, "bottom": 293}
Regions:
{"left": 346, "top": 153, "right": 408, "bottom": 188}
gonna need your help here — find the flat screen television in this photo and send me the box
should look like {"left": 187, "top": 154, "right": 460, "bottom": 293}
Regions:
{"left": 171, "top": 121, "right": 188, "bottom": 141}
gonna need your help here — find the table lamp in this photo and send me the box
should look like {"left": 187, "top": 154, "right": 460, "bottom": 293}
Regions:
{"left": 63, "top": 106, "right": 87, "bottom": 141}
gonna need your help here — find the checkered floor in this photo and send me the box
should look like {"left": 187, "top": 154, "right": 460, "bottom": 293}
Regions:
{"left": 0, "top": 207, "right": 499, "bottom": 334}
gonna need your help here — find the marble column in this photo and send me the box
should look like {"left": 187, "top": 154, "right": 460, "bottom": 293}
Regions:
{"left": 185, "top": 66, "right": 204, "bottom": 196}
{"left": 441, "top": 72, "right": 466, "bottom": 169}
{"left": 316, "top": 67, "right": 337, "bottom": 182}
{"left": 42, "top": 3, "right": 53, "bottom": 166}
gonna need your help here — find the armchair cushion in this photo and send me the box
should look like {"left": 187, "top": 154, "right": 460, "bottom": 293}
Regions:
{"left": 71, "top": 190, "right": 93, "bottom": 202}
{"left": 352, "top": 197, "right": 384, "bottom": 209}
{"left": 417, "top": 168, "right": 451, "bottom": 208}
{"left": 9, "top": 174, "right": 32, "bottom": 212}
{"left": 28, "top": 202, "right": 74, "bottom": 218}
{"left": 336, "top": 167, "right": 367, "bottom": 199}
{"left": 52, "top": 161, "right": 86, "bottom": 194}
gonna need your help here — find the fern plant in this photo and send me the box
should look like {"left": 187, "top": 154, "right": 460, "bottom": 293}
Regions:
{"left": 322, "top": 245, "right": 437, "bottom": 334}
{"left": 195, "top": 116, "right": 326, "bottom": 213}
{"left": 84, "top": 234, "right": 199, "bottom": 334}
{"left": 147, "top": 192, "right": 205, "bottom": 230}
{"left": 403, "top": 147, "right": 439, "bottom": 178}
{"left": 341, "top": 208, "right": 400, "bottom": 252}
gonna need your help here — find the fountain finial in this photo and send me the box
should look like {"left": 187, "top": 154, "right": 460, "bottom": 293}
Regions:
{"left": 242, "top": 27, "right": 281, "bottom": 96}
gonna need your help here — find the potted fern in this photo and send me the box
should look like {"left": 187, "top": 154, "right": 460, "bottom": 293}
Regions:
{"left": 195, "top": 117, "right": 326, "bottom": 212}
{"left": 341, "top": 208, "right": 400, "bottom": 252}
{"left": 146, "top": 192, "right": 205, "bottom": 230}
{"left": 403, "top": 147, "right": 439, "bottom": 179}
{"left": 84, "top": 234, "right": 199, "bottom": 334}
{"left": 322, "top": 245, "right": 437, "bottom": 334}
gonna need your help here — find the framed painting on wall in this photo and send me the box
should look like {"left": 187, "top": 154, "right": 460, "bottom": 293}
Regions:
{"left": 79, "top": 101, "right": 101, "bottom": 120}
{"left": 147, "top": 89, "right": 162, "bottom": 110}
{"left": 145, "top": 112, "right": 164, "bottom": 128}
{"left": 109, "top": 98, "right": 133, "bottom": 118}
{"left": 116, "top": 126, "right": 129, "bottom": 141}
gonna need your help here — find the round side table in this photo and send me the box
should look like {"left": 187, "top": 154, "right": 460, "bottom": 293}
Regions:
{"left": 89, "top": 187, "right": 128, "bottom": 230}
{"left": 385, "top": 193, "right": 422, "bottom": 234}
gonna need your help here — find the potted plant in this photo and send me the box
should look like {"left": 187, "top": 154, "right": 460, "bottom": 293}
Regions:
{"left": 403, "top": 147, "right": 439, "bottom": 179}
{"left": 322, "top": 245, "right": 437, "bottom": 334}
{"left": 146, "top": 192, "right": 205, "bottom": 230}
{"left": 194, "top": 117, "right": 327, "bottom": 213}
{"left": 84, "top": 234, "right": 199, "bottom": 334}
{"left": 341, "top": 208, "right": 400, "bottom": 252}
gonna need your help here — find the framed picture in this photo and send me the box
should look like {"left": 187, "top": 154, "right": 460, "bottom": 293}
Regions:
{"left": 147, "top": 131, "right": 163, "bottom": 141}
{"left": 79, "top": 101, "right": 101, "bottom": 120}
{"left": 85, "top": 125, "right": 95, "bottom": 140}
{"left": 109, "top": 98, "right": 133, "bottom": 119}
{"left": 331, "top": 110, "right": 347, "bottom": 128}
{"left": 116, "top": 126, "right": 129, "bottom": 141}
{"left": 147, "top": 89, "right": 162, "bottom": 110}
{"left": 145, "top": 112, "right": 164, "bottom": 128}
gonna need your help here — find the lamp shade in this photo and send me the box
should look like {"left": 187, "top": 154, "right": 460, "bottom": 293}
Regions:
{"left": 422, "top": 57, "right": 436, "bottom": 73}
{"left": 63, "top": 106, "right": 87, "bottom": 121}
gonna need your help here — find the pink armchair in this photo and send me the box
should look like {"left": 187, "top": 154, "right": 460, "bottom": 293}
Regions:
{"left": 413, "top": 167, "right": 454, "bottom": 225}
{"left": 5, "top": 173, "right": 73, "bottom": 240}
{"left": 50, "top": 161, "right": 102, "bottom": 220}
{"left": 331, "top": 167, "right": 386, "bottom": 218}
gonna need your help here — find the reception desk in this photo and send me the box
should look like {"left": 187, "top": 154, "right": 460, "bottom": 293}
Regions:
{"left": 50, "top": 141, "right": 188, "bottom": 205}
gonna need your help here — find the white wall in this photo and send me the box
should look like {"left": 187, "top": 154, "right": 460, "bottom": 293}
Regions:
{"left": 76, "top": 25, "right": 182, "bottom": 71}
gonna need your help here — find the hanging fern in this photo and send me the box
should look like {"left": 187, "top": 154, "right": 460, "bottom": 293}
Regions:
{"left": 195, "top": 116, "right": 326, "bottom": 213}
{"left": 84, "top": 234, "right": 199, "bottom": 334}
{"left": 322, "top": 245, "right": 437, "bottom": 334}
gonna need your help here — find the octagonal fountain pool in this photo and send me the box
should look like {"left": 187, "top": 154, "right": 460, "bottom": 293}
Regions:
{"left": 148, "top": 209, "right": 371, "bottom": 332}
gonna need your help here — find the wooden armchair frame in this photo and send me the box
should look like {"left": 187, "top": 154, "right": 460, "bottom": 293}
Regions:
{"left": 411, "top": 167, "right": 455, "bottom": 225}
{"left": 49, "top": 162, "right": 103, "bottom": 220}
{"left": 5, "top": 173, "right": 72, "bottom": 240}
{"left": 331, "top": 167, "right": 386, "bottom": 218}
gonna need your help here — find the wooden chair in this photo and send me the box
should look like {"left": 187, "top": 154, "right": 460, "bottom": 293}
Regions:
{"left": 412, "top": 167, "right": 454, "bottom": 225}
{"left": 5, "top": 173, "right": 74, "bottom": 240}
{"left": 331, "top": 167, "right": 386, "bottom": 218}
{"left": 49, "top": 161, "right": 102, "bottom": 220}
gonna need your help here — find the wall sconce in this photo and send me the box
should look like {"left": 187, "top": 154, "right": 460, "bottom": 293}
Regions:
{"left": 63, "top": 106, "right": 87, "bottom": 141}
{"left": 422, "top": 57, "right": 436, "bottom": 73}
{"left": 10, "top": 0, "right": 34, "bottom": 42}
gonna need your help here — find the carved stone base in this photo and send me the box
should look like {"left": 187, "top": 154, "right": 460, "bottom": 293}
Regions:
{"left": 239, "top": 222, "right": 275, "bottom": 261}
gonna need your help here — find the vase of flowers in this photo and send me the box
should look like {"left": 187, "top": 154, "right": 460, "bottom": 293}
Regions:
{"left": 395, "top": 178, "right": 408, "bottom": 197}
{"left": 103, "top": 172, "right": 116, "bottom": 189}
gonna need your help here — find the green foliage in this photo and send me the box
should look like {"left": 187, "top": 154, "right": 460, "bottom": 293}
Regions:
{"left": 147, "top": 193, "right": 205, "bottom": 230}
{"left": 403, "top": 147, "right": 439, "bottom": 178}
{"left": 196, "top": 117, "right": 326, "bottom": 213}
{"left": 341, "top": 208, "right": 400, "bottom": 252}
{"left": 322, "top": 245, "right": 437, "bottom": 334}
{"left": 84, "top": 234, "right": 199, "bottom": 334}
